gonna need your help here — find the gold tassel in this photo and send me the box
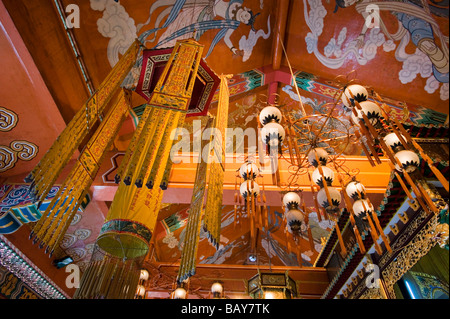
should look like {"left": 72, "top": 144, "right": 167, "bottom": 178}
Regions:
{"left": 177, "top": 118, "right": 213, "bottom": 283}
{"left": 203, "top": 75, "right": 232, "bottom": 248}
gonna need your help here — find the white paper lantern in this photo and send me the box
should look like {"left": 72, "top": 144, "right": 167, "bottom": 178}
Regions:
{"left": 211, "top": 282, "right": 223, "bottom": 294}
{"left": 136, "top": 285, "right": 146, "bottom": 297}
{"left": 312, "top": 166, "right": 335, "bottom": 187}
{"left": 394, "top": 150, "right": 420, "bottom": 173}
{"left": 351, "top": 101, "right": 381, "bottom": 125}
{"left": 352, "top": 199, "right": 374, "bottom": 218}
{"left": 139, "top": 269, "right": 149, "bottom": 281}
{"left": 259, "top": 106, "right": 282, "bottom": 125}
{"left": 307, "top": 147, "right": 329, "bottom": 167}
{"left": 283, "top": 192, "right": 301, "bottom": 209}
{"left": 173, "top": 287, "right": 187, "bottom": 299}
{"left": 261, "top": 122, "right": 285, "bottom": 146}
{"left": 240, "top": 181, "right": 260, "bottom": 199}
{"left": 342, "top": 84, "right": 368, "bottom": 108}
{"left": 384, "top": 133, "right": 406, "bottom": 152}
{"left": 286, "top": 209, "right": 306, "bottom": 234}
{"left": 239, "top": 162, "right": 259, "bottom": 180}
{"left": 345, "top": 181, "right": 366, "bottom": 200}
{"left": 317, "top": 187, "right": 341, "bottom": 209}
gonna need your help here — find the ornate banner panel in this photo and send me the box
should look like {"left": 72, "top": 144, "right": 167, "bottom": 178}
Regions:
{"left": 96, "top": 39, "right": 205, "bottom": 261}
{"left": 177, "top": 117, "right": 213, "bottom": 283}
{"left": 30, "top": 90, "right": 131, "bottom": 256}
{"left": 203, "top": 74, "right": 232, "bottom": 249}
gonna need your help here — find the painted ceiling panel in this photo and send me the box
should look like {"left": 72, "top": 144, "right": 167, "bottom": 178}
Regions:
{"left": 284, "top": 0, "right": 449, "bottom": 114}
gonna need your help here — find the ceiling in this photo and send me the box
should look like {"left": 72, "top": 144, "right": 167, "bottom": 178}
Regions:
{"left": 0, "top": 0, "right": 448, "bottom": 299}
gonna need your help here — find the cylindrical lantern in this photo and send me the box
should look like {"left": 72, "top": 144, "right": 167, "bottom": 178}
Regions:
{"left": 283, "top": 192, "right": 301, "bottom": 210}
{"left": 307, "top": 148, "right": 329, "bottom": 167}
{"left": 352, "top": 199, "right": 374, "bottom": 218}
{"left": 312, "top": 166, "right": 335, "bottom": 187}
{"left": 345, "top": 181, "right": 366, "bottom": 200}
{"left": 240, "top": 181, "right": 260, "bottom": 199}
{"left": 351, "top": 101, "right": 381, "bottom": 125}
{"left": 384, "top": 133, "right": 406, "bottom": 152}
{"left": 317, "top": 187, "right": 341, "bottom": 210}
{"left": 342, "top": 84, "right": 368, "bottom": 108}
{"left": 261, "top": 122, "right": 285, "bottom": 146}
{"left": 394, "top": 150, "right": 420, "bottom": 173}
{"left": 173, "top": 287, "right": 187, "bottom": 299}
{"left": 259, "top": 106, "right": 282, "bottom": 125}
{"left": 286, "top": 209, "right": 306, "bottom": 234}
{"left": 239, "top": 162, "right": 259, "bottom": 180}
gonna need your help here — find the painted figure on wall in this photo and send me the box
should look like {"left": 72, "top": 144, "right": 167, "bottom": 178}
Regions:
{"left": 138, "top": 0, "right": 270, "bottom": 60}
{"left": 334, "top": 0, "right": 449, "bottom": 83}
{"left": 303, "top": 0, "right": 449, "bottom": 101}
{"left": 92, "top": 0, "right": 271, "bottom": 65}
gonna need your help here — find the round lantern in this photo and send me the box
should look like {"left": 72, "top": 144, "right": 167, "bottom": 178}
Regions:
{"left": 352, "top": 199, "right": 374, "bottom": 218}
{"left": 384, "top": 133, "right": 406, "bottom": 152}
{"left": 259, "top": 106, "right": 282, "bottom": 125}
{"left": 351, "top": 101, "right": 382, "bottom": 125}
{"left": 239, "top": 162, "right": 259, "bottom": 180}
{"left": 136, "top": 285, "right": 146, "bottom": 297}
{"left": 261, "top": 122, "right": 285, "bottom": 147}
{"left": 139, "top": 269, "right": 149, "bottom": 281}
{"left": 285, "top": 209, "right": 306, "bottom": 235}
{"left": 345, "top": 181, "right": 366, "bottom": 200}
{"left": 394, "top": 150, "right": 420, "bottom": 173}
{"left": 283, "top": 192, "right": 301, "bottom": 210}
{"left": 211, "top": 282, "right": 223, "bottom": 298}
{"left": 307, "top": 147, "right": 329, "bottom": 167}
{"left": 173, "top": 287, "right": 187, "bottom": 299}
{"left": 312, "top": 166, "right": 335, "bottom": 187}
{"left": 240, "top": 181, "right": 260, "bottom": 199}
{"left": 317, "top": 187, "right": 341, "bottom": 210}
{"left": 342, "top": 84, "right": 368, "bottom": 108}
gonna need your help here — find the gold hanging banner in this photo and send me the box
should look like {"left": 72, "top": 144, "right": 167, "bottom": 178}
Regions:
{"left": 26, "top": 40, "right": 141, "bottom": 206}
{"left": 30, "top": 89, "right": 132, "bottom": 256}
{"left": 95, "top": 39, "right": 204, "bottom": 260}
{"left": 203, "top": 74, "right": 231, "bottom": 249}
{"left": 177, "top": 117, "right": 214, "bottom": 283}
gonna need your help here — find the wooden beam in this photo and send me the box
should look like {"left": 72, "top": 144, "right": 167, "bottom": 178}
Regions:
{"left": 272, "top": 0, "right": 290, "bottom": 70}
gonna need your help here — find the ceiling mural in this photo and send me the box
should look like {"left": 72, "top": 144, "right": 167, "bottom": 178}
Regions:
{"left": 88, "top": 0, "right": 275, "bottom": 73}
{"left": 287, "top": 0, "right": 448, "bottom": 113}
{"left": 152, "top": 203, "right": 331, "bottom": 267}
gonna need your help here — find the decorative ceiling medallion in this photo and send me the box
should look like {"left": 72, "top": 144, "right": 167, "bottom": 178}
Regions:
{"left": 0, "top": 107, "right": 18, "bottom": 132}
{"left": 0, "top": 141, "right": 38, "bottom": 173}
{"left": 135, "top": 48, "right": 220, "bottom": 118}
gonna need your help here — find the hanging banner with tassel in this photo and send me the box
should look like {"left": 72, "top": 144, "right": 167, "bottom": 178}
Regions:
{"left": 95, "top": 39, "right": 205, "bottom": 260}
{"left": 30, "top": 89, "right": 132, "bottom": 256}
{"left": 25, "top": 40, "right": 141, "bottom": 206}
{"left": 203, "top": 74, "right": 231, "bottom": 249}
{"left": 177, "top": 117, "right": 214, "bottom": 283}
